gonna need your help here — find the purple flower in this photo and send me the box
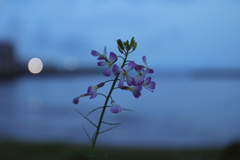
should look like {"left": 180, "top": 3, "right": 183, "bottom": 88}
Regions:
{"left": 91, "top": 46, "right": 109, "bottom": 62}
{"left": 133, "top": 65, "right": 145, "bottom": 86}
{"left": 110, "top": 100, "right": 122, "bottom": 113}
{"left": 142, "top": 77, "right": 156, "bottom": 92}
{"left": 72, "top": 94, "right": 89, "bottom": 104}
{"left": 121, "top": 85, "right": 142, "bottom": 98}
{"left": 133, "top": 56, "right": 154, "bottom": 86}
{"left": 97, "top": 52, "right": 117, "bottom": 76}
{"left": 87, "top": 82, "right": 105, "bottom": 99}
{"left": 142, "top": 56, "right": 154, "bottom": 73}
{"left": 113, "top": 61, "right": 136, "bottom": 88}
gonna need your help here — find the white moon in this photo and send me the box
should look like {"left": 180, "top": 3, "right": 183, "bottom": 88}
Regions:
{"left": 28, "top": 58, "right": 43, "bottom": 74}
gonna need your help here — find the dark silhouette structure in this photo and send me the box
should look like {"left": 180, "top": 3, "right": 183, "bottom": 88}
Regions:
{"left": 222, "top": 142, "right": 240, "bottom": 160}
{"left": 0, "top": 43, "right": 18, "bottom": 79}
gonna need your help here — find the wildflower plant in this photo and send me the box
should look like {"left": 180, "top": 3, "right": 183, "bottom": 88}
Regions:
{"left": 72, "top": 37, "right": 156, "bottom": 159}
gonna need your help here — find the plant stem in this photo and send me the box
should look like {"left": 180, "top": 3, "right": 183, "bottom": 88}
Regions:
{"left": 89, "top": 52, "right": 129, "bottom": 158}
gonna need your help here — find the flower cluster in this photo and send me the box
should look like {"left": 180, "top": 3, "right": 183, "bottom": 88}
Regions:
{"left": 73, "top": 37, "right": 156, "bottom": 114}
{"left": 71, "top": 37, "right": 157, "bottom": 158}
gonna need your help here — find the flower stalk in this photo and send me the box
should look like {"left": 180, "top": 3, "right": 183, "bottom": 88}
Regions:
{"left": 90, "top": 50, "right": 129, "bottom": 156}
{"left": 72, "top": 37, "right": 156, "bottom": 159}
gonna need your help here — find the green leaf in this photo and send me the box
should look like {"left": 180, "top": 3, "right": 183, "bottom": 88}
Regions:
{"left": 75, "top": 109, "right": 97, "bottom": 127}
{"left": 99, "top": 125, "right": 120, "bottom": 134}
{"left": 86, "top": 106, "right": 104, "bottom": 117}
{"left": 82, "top": 125, "right": 93, "bottom": 144}
{"left": 102, "top": 121, "right": 121, "bottom": 125}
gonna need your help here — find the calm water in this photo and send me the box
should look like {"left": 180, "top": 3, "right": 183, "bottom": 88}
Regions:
{"left": 0, "top": 74, "right": 240, "bottom": 148}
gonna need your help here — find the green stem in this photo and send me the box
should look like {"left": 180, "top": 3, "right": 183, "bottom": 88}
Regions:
{"left": 89, "top": 51, "right": 129, "bottom": 158}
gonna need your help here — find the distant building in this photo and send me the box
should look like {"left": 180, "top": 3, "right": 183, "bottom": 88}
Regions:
{"left": 0, "top": 43, "right": 17, "bottom": 78}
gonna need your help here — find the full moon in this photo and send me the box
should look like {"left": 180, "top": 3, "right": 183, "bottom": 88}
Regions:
{"left": 28, "top": 58, "right": 43, "bottom": 74}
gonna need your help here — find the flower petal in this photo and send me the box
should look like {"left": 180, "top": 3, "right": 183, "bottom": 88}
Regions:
{"left": 126, "top": 61, "right": 137, "bottom": 72}
{"left": 103, "top": 66, "right": 112, "bottom": 77}
{"left": 91, "top": 50, "right": 100, "bottom": 56}
{"left": 129, "top": 85, "right": 142, "bottom": 98}
{"left": 109, "top": 52, "right": 117, "bottom": 63}
{"left": 133, "top": 76, "right": 139, "bottom": 86}
{"left": 139, "top": 77, "right": 145, "bottom": 85}
{"left": 121, "top": 85, "right": 142, "bottom": 98}
{"left": 110, "top": 105, "right": 122, "bottom": 113}
{"left": 133, "top": 90, "right": 141, "bottom": 98}
{"left": 144, "top": 77, "right": 152, "bottom": 85}
{"left": 146, "top": 81, "right": 156, "bottom": 90}
{"left": 135, "top": 65, "right": 144, "bottom": 73}
{"left": 142, "top": 56, "right": 147, "bottom": 65}
{"left": 113, "top": 64, "right": 124, "bottom": 75}
{"left": 133, "top": 85, "right": 142, "bottom": 92}
{"left": 126, "top": 75, "right": 134, "bottom": 86}
{"left": 90, "top": 91, "right": 97, "bottom": 99}
{"left": 110, "top": 101, "right": 122, "bottom": 113}
{"left": 87, "top": 86, "right": 96, "bottom": 95}
{"left": 97, "top": 61, "right": 108, "bottom": 66}
{"left": 118, "top": 75, "right": 125, "bottom": 88}
{"left": 145, "top": 69, "right": 154, "bottom": 74}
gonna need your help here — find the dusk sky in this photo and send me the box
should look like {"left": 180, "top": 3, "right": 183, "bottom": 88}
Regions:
{"left": 0, "top": 0, "right": 240, "bottom": 69}
{"left": 1, "top": 1, "right": 240, "bottom": 149}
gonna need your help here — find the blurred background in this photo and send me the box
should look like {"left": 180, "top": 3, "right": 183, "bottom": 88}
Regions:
{"left": 0, "top": 0, "right": 240, "bottom": 152}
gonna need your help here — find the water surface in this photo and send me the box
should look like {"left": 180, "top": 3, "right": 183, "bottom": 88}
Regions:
{"left": 0, "top": 75, "right": 240, "bottom": 148}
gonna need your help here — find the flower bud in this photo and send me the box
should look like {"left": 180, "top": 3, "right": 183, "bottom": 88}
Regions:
{"left": 118, "top": 46, "right": 123, "bottom": 53}
{"left": 125, "top": 40, "right": 131, "bottom": 52}
{"left": 130, "top": 37, "right": 137, "bottom": 51}
{"left": 117, "top": 39, "right": 124, "bottom": 51}
{"left": 133, "top": 42, "right": 137, "bottom": 51}
{"left": 73, "top": 97, "right": 79, "bottom": 104}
